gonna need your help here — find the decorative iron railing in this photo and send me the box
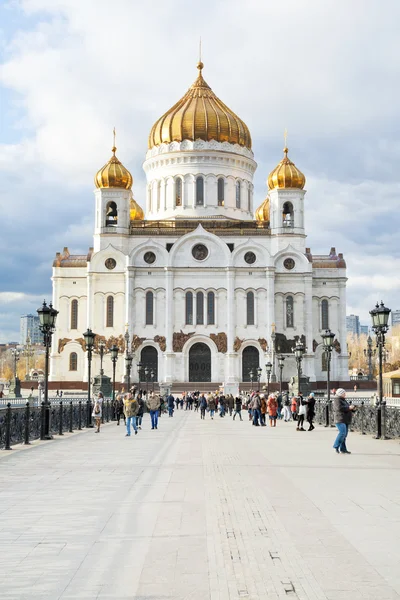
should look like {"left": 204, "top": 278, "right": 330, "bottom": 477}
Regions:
{"left": 0, "top": 399, "right": 113, "bottom": 450}
{"left": 315, "top": 400, "right": 400, "bottom": 440}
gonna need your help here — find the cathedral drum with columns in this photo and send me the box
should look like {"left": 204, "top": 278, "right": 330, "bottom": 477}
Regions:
{"left": 50, "top": 61, "right": 349, "bottom": 390}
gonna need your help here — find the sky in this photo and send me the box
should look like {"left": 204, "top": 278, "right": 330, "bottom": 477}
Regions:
{"left": 1, "top": 0, "right": 400, "bottom": 342}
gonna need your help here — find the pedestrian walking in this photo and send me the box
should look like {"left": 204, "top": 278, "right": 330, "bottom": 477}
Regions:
{"left": 333, "top": 388, "right": 355, "bottom": 454}
{"left": 252, "top": 392, "right": 261, "bottom": 426}
{"left": 267, "top": 394, "right": 278, "bottom": 427}
{"left": 296, "top": 394, "right": 306, "bottom": 431}
{"left": 233, "top": 396, "right": 243, "bottom": 421}
{"left": 227, "top": 394, "right": 234, "bottom": 416}
{"left": 167, "top": 393, "right": 175, "bottom": 417}
{"left": 291, "top": 396, "right": 297, "bottom": 421}
{"left": 136, "top": 391, "right": 144, "bottom": 429}
{"left": 277, "top": 393, "right": 283, "bottom": 419}
{"left": 200, "top": 394, "right": 207, "bottom": 419}
{"left": 219, "top": 395, "right": 226, "bottom": 417}
{"left": 175, "top": 396, "right": 180, "bottom": 410}
{"left": 147, "top": 392, "right": 161, "bottom": 430}
{"left": 207, "top": 394, "right": 216, "bottom": 419}
{"left": 124, "top": 393, "right": 139, "bottom": 436}
{"left": 260, "top": 394, "right": 267, "bottom": 426}
{"left": 306, "top": 392, "right": 316, "bottom": 431}
{"left": 283, "top": 392, "right": 291, "bottom": 421}
{"left": 114, "top": 392, "right": 125, "bottom": 426}
{"left": 92, "top": 392, "right": 104, "bottom": 433}
{"left": 180, "top": 395, "right": 184, "bottom": 410}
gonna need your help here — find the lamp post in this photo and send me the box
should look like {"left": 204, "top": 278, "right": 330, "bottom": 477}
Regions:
{"left": 265, "top": 361, "right": 272, "bottom": 396}
{"left": 321, "top": 329, "right": 335, "bottom": 403}
{"left": 363, "top": 335, "right": 375, "bottom": 381}
{"left": 37, "top": 300, "right": 58, "bottom": 440}
{"left": 83, "top": 328, "right": 96, "bottom": 427}
{"left": 137, "top": 361, "right": 143, "bottom": 387}
{"left": 370, "top": 302, "right": 391, "bottom": 406}
{"left": 293, "top": 340, "right": 305, "bottom": 396}
{"left": 10, "top": 348, "right": 20, "bottom": 379}
{"left": 23, "top": 333, "right": 35, "bottom": 380}
{"left": 124, "top": 329, "right": 133, "bottom": 392}
{"left": 249, "top": 369, "right": 254, "bottom": 391}
{"left": 277, "top": 355, "right": 285, "bottom": 395}
{"left": 271, "top": 324, "right": 277, "bottom": 382}
{"left": 150, "top": 368, "right": 155, "bottom": 392}
{"left": 144, "top": 366, "right": 150, "bottom": 395}
{"left": 98, "top": 339, "right": 106, "bottom": 376}
{"left": 110, "top": 345, "right": 119, "bottom": 418}
{"left": 256, "top": 366, "right": 262, "bottom": 388}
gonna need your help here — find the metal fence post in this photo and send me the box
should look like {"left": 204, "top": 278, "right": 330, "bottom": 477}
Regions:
{"left": 69, "top": 401, "right": 73, "bottom": 433}
{"left": 381, "top": 401, "right": 387, "bottom": 440}
{"left": 86, "top": 399, "right": 91, "bottom": 428}
{"left": 40, "top": 401, "right": 46, "bottom": 440}
{"left": 78, "top": 400, "right": 82, "bottom": 430}
{"left": 375, "top": 402, "right": 382, "bottom": 439}
{"left": 59, "top": 401, "right": 64, "bottom": 436}
{"left": 325, "top": 402, "right": 329, "bottom": 427}
{"left": 24, "top": 402, "right": 30, "bottom": 445}
{"left": 361, "top": 401, "right": 365, "bottom": 435}
{"left": 4, "top": 403, "right": 12, "bottom": 450}
{"left": 106, "top": 399, "right": 110, "bottom": 422}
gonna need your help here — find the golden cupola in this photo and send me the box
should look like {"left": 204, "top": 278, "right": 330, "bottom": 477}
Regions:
{"left": 130, "top": 193, "right": 144, "bottom": 221}
{"left": 268, "top": 147, "right": 305, "bottom": 190}
{"left": 255, "top": 196, "right": 270, "bottom": 224}
{"left": 95, "top": 146, "right": 133, "bottom": 190}
{"left": 148, "top": 62, "right": 252, "bottom": 150}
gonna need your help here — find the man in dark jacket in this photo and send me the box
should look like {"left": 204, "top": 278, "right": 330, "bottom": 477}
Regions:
{"left": 333, "top": 388, "right": 355, "bottom": 454}
{"left": 167, "top": 393, "right": 175, "bottom": 417}
{"left": 306, "top": 393, "right": 316, "bottom": 431}
{"left": 233, "top": 396, "right": 243, "bottom": 421}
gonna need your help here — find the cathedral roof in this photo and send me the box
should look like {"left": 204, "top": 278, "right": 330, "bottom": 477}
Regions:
{"left": 255, "top": 196, "right": 270, "bottom": 224}
{"left": 148, "top": 62, "right": 252, "bottom": 150}
{"left": 130, "top": 194, "right": 144, "bottom": 221}
{"left": 53, "top": 247, "right": 92, "bottom": 268}
{"left": 95, "top": 146, "right": 133, "bottom": 190}
{"left": 268, "top": 147, "right": 305, "bottom": 190}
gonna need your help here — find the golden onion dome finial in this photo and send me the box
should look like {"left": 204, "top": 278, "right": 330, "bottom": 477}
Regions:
{"left": 255, "top": 196, "right": 270, "bottom": 224}
{"left": 148, "top": 59, "right": 252, "bottom": 149}
{"left": 129, "top": 192, "right": 144, "bottom": 221}
{"left": 94, "top": 131, "right": 133, "bottom": 190}
{"left": 267, "top": 143, "right": 305, "bottom": 190}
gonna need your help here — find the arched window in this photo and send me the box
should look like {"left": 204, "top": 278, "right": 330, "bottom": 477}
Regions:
{"left": 246, "top": 291, "right": 255, "bottom": 325}
{"left": 321, "top": 299, "right": 329, "bottom": 330}
{"left": 69, "top": 352, "right": 77, "bottom": 371}
{"left": 236, "top": 181, "right": 241, "bottom": 208}
{"left": 175, "top": 178, "right": 182, "bottom": 207}
{"left": 282, "top": 202, "right": 293, "bottom": 228}
{"left": 146, "top": 291, "right": 154, "bottom": 325}
{"left": 70, "top": 299, "right": 78, "bottom": 330}
{"left": 196, "top": 291, "right": 204, "bottom": 325}
{"left": 105, "top": 201, "right": 118, "bottom": 226}
{"left": 217, "top": 178, "right": 224, "bottom": 206}
{"left": 286, "top": 296, "right": 294, "bottom": 327}
{"left": 196, "top": 176, "right": 204, "bottom": 206}
{"left": 185, "top": 292, "right": 193, "bottom": 325}
{"left": 247, "top": 186, "right": 251, "bottom": 211}
{"left": 242, "top": 346, "right": 259, "bottom": 381}
{"left": 106, "top": 296, "right": 114, "bottom": 328}
{"left": 207, "top": 292, "right": 215, "bottom": 325}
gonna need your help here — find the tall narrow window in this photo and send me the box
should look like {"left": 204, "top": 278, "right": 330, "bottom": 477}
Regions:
{"left": 146, "top": 291, "right": 154, "bottom": 325}
{"left": 247, "top": 186, "right": 251, "bottom": 211}
{"left": 207, "top": 292, "right": 215, "bottom": 325}
{"left": 286, "top": 296, "right": 294, "bottom": 327}
{"left": 105, "top": 201, "right": 118, "bottom": 226}
{"left": 106, "top": 296, "right": 114, "bottom": 327}
{"left": 282, "top": 202, "right": 294, "bottom": 227}
{"left": 196, "top": 176, "right": 204, "bottom": 206}
{"left": 236, "top": 181, "right": 241, "bottom": 208}
{"left": 185, "top": 292, "right": 193, "bottom": 325}
{"left": 321, "top": 299, "right": 329, "bottom": 329}
{"left": 217, "top": 178, "right": 224, "bottom": 206}
{"left": 69, "top": 352, "right": 77, "bottom": 371}
{"left": 175, "top": 177, "right": 182, "bottom": 207}
{"left": 71, "top": 299, "right": 78, "bottom": 330}
{"left": 196, "top": 291, "right": 204, "bottom": 325}
{"left": 246, "top": 291, "right": 254, "bottom": 325}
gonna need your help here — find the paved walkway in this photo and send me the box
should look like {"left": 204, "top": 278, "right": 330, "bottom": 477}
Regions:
{"left": 1, "top": 410, "right": 400, "bottom": 600}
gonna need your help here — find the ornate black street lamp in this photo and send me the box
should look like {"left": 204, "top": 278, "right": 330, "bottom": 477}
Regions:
{"left": 370, "top": 301, "right": 391, "bottom": 406}
{"left": 277, "top": 355, "right": 285, "bottom": 394}
{"left": 83, "top": 328, "right": 96, "bottom": 427}
{"left": 37, "top": 300, "right": 58, "bottom": 440}
{"left": 256, "top": 366, "right": 262, "bottom": 387}
{"left": 137, "top": 361, "right": 143, "bottom": 386}
{"left": 150, "top": 368, "right": 155, "bottom": 392}
{"left": 265, "top": 361, "right": 272, "bottom": 396}
{"left": 124, "top": 330, "right": 133, "bottom": 391}
{"left": 363, "top": 335, "right": 375, "bottom": 381}
{"left": 110, "top": 345, "right": 119, "bottom": 419}
{"left": 98, "top": 339, "right": 106, "bottom": 376}
{"left": 144, "top": 366, "right": 150, "bottom": 395}
{"left": 249, "top": 369, "right": 254, "bottom": 390}
{"left": 293, "top": 340, "right": 305, "bottom": 396}
{"left": 321, "top": 329, "right": 335, "bottom": 403}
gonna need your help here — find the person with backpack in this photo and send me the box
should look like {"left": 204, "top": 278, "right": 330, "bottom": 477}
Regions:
{"left": 282, "top": 392, "right": 291, "bottom": 421}
{"left": 199, "top": 394, "right": 208, "bottom": 419}
{"left": 92, "top": 392, "right": 104, "bottom": 433}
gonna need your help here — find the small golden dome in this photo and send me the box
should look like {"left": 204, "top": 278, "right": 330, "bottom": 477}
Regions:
{"left": 268, "top": 147, "right": 305, "bottom": 190}
{"left": 95, "top": 146, "right": 133, "bottom": 190}
{"left": 148, "top": 62, "right": 252, "bottom": 150}
{"left": 255, "top": 196, "right": 270, "bottom": 223}
{"left": 130, "top": 195, "right": 144, "bottom": 221}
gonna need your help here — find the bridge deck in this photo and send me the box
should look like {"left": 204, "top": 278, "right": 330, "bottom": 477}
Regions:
{"left": 0, "top": 410, "right": 400, "bottom": 599}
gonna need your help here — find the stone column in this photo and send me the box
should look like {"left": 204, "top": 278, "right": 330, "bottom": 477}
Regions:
{"left": 125, "top": 267, "right": 135, "bottom": 339}
{"left": 164, "top": 268, "right": 174, "bottom": 382}
{"left": 225, "top": 268, "right": 237, "bottom": 383}
{"left": 304, "top": 274, "right": 314, "bottom": 380}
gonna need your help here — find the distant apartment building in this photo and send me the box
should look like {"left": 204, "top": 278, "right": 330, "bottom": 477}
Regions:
{"left": 346, "top": 314, "right": 361, "bottom": 336}
{"left": 20, "top": 315, "right": 43, "bottom": 345}
{"left": 360, "top": 325, "right": 369, "bottom": 336}
{"left": 392, "top": 310, "right": 400, "bottom": 328}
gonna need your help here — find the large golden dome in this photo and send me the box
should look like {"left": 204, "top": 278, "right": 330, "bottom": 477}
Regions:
{"left": 148, "top": 62, "right": 252, "bottom": 150}
{"left": 95, "top": 146, "right": 133, "bottom": 190}
{"left": 255, "top": 196, "right": 270, "bottom": 223}
{"left": 268, "top": 147, "right": 305, "bottom": 190}
{"left": 130, "top": 194, "right": 144, "bottom": 221}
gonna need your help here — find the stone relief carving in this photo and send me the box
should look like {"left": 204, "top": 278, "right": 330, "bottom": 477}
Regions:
{"left": 313, "top": 339, "right": 319, "bottom": 352}
{"left": 146, "top": 139, "right": 254, "bottom": 160}
{"left": 75, "top": 338, "right": 86, "bottom": 352}
{"left": 75, "top": 334, "right": 125, "bottom": 353}
{"left": 131, "top": 335, "right": 146, "bottom": 352}
{"left": 258, "top": 338, "right": 268, "bottom": 352}
{"left": 58, "top": 338, "right": 72, "bottom": 353}
{"left": 173, "top": 330, "right": 194, "bottom": 352}
{"left": 274, "top": 333, "right": 306, "bottom": 354}
{"left": 154, "top": 335, "right": 166, "bottom": 352}
{"left": 333, "top": 339, "right": 341, "bottom": 354}
{"left": 234, "top": 337, "right": 244, "bottom": 352}
{"left": 210, "top": 332, "right": 227, "bottom": 353}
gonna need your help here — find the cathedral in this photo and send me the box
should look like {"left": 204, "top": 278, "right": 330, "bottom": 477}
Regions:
{"left": 50, "top": 61, "right": 349, "bottom": 391}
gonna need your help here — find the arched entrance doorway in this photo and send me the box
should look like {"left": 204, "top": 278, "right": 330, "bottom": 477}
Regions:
{"left": 189, "top": 343, "right": 211, "bottom": 382}
{"left": 140, "top": 346, "right": 158, "bottom": 382}
{"left": 242, "top": 346, "right": 259, "bottom": 382}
